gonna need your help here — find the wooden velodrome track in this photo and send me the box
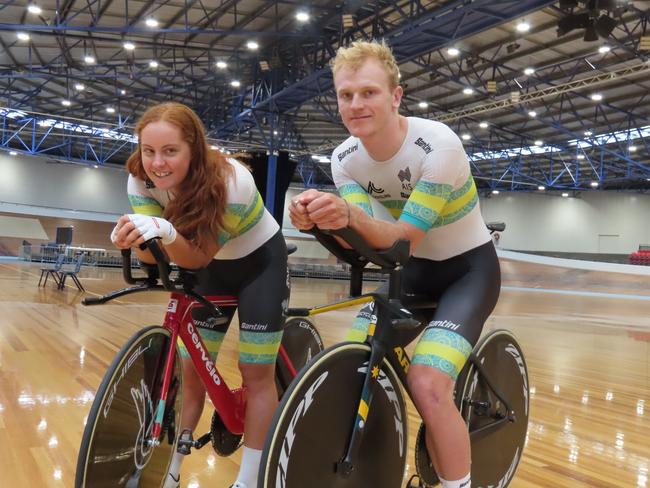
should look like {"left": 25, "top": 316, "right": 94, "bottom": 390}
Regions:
{"left": 0, "top": 256, "right": 648, "bottom": 487}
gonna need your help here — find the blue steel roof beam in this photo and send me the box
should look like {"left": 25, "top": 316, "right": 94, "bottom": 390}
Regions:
{"left": 404, "top": 10, "right": 646, "bottom": 111}
{"left": 527, "top": 98, "right": 650, "bottom": 179}
{"left": 214, "top": 0, "right": 557, "bottom": 138}
{"left": 0, "top": 0, "right": 19, "bottom": 15}
{"left": 0, "top": 22, "right": 325, "bottom": 40}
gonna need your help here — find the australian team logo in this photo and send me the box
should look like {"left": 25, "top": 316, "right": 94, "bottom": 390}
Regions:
{"left": 367, "top": 181, "right": 385, "bottom": 196}
{"left": 398, "top": 166, "right": 413, "bottom": 197}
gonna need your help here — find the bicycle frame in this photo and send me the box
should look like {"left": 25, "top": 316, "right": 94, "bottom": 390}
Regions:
{"left": 149, "top": 291, "right": 246, "bottom": 445}
{"left": 289, "top": 287, "right": 516, "bottom": 476}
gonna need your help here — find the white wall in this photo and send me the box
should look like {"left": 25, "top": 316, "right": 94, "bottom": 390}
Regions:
{"left": 3, "top": 154, "right": 649, "bottom": 253}
{"left": 480, "top": 191, "right": 650, "bottom": 253}
{"left": 0, "top": 153, "right": 130, "bottom": 221}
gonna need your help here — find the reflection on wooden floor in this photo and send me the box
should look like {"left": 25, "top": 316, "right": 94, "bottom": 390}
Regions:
{"left": 0, "top": 259, "right": 649, "bottom": 487}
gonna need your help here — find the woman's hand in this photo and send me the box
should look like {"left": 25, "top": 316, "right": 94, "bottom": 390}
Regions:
{"left": 110, "top": 215, "right": 141, "bottom": 249}
{"left": 110, "top": 214, "right": 178, "bottom": 249}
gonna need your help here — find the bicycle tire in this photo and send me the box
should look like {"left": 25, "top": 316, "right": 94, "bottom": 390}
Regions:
{"left": 75, "top": 326, "right": 183, "bottom": 488}
{"left": 275, "top": 317, "right": 324, "bottom": 397}
{"left": 260, "top": 342, "right": 408, "bottom": 488}
{"left": 415, "top": 329, "right": 529, "bottom": 487}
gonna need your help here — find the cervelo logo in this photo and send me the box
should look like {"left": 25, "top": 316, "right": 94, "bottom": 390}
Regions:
{"left": 276, "top": 371, "right": 328, "bottom": 487}
{"left": 187, "top": 322, "right": 221, "bottom": 386}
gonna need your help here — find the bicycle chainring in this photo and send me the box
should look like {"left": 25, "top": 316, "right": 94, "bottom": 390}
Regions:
{"left": 210, "top": 410, "right": 243, "bottom": 457}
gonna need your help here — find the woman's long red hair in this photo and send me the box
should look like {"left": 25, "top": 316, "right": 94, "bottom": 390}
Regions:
{"left": 126, "top": 102, "right": 232, "bottom": 250}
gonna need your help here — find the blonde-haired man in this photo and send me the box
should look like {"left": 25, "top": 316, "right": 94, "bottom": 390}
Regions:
{"left": 289, "top": 39, "right": 501, "bottom": 488}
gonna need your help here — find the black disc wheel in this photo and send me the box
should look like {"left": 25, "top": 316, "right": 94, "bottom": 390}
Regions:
{"left": 415, "top": 330, "right": 529, "bottom": 487}
{"left": 275, "top": 317, "right": 324, "bottom": 397}
{"left": 76, "top": 326, "right": 183, "bottom": 488}
{"left": 260, "top": 342, "right": 408, "bottom": 488}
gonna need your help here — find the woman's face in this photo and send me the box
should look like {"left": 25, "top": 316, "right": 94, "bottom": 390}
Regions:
{"left": 139, "top": 120, "right": 192, "bottom": 191}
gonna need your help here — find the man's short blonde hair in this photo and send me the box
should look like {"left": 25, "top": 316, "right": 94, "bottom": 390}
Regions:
{"left": 330, "top": 40, "right": 400, "bottom": 89}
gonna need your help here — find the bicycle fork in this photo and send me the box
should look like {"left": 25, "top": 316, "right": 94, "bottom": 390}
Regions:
{"left": 337, "top": 320, "right": 390, "bottom": 477}
{"left": 150, "top": 325, "right": 180, "bottom": 445}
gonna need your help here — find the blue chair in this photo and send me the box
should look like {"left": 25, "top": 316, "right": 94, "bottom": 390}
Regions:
{"left": 58, "top": 254, "right": 85, "bottom": 291}
{"left": 38, "top": 253, "right": 65, "bottom": 287}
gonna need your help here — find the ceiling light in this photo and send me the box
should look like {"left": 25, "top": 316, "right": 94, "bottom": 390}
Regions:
{"left": 591, "top": 93, "right": 603, "bottom": 101}
{"left": 492, "top": 190, "right": 500, "bottom": 195}
{"left": 598, "top": 45, "right": 611, "bottom": 54}
{"left": 296, "top": 11, "right": 309, "bottom": 22}
{"left": 247, "top": 41, "right": 259, "bottom": 50}
{"left": 590, "top": 181, "right": 599, "bottom": 188}
{"left": 145, "top": 18, "right": 158, "bottom": 27}
{"left": 120, "top": 89, "right": 126, "bottom": 95}
{"left": 210, "top": 145, "right": 218, "bottom": 150}
{"left": 629, "top": 145, "right": 637, "bottom": 152}
{"left": 61, "top": 99, "right": 71, "bottom": 106}
{"left": 535, "top": 140, "right": 543, "bottom": 146}
{"left": 74, "top": 83, "right": 85, "bottom": 91}
{"left": 149, "top": 60, "right": 159, "bottom": 68}
{"left": 123, "top": 41, "right": 135, "bottom": 51}
{"left": 479, "top": 122, "right": 489, "bottom": 129}
{"left": 528, "top": 110, "right": 537, "bottom": 117}
{"left": 524, "top": 67, "right": 535, "bottom": 76}
{"left": 584, "top": 131, "right": 593, "bottom": 136}
{"left": 462, "top": 87, "right": 474, "bottom": 95}
{"left": 17, "top": 32, "right": 30, "bottom": 41}
{"left": 216, "top": 61, "right": 227, "bottom": 69}
{"left": 9, "top": 151, "right": 18, "bottom": 156}
{"left": 562, "top": 192, "right": 569, "bottom": 197}
{"left": 447, "top": 47, "right": 460, "bottom": 57}
{"left": 27, "top": 4, "right": 42, "bottom": 14}
{"left": 516, "top": 21, "right": 531, "bottom": 32}
{"left": 273, "top": 130, "right": 278, "bottom": 135}
{"left": 84, "top": 55, "right": 96, "bottom": 64}
{"left": 538, "top": 185, "right": 546, "bottom": 191}
{"left": 106, "top": 107, "right": 115, "bottom": 113}
{"left": 577, "top": 154, "right": 585, "bottom": 160}
{"left": 231, "top": 80, "right": 241, "bottom": 87}
{"left": 93, "top": 165, "right": 99, "bottom": 169}
{"left": 461, "top": 134, "right": 471, "bottom": 141}
{"left": 418, "top": 101, "right": 428, "bottom": 109}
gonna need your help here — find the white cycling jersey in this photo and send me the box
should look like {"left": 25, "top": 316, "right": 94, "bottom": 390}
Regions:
{"left": 127, "top": 158, "right": 279, "bottom": 259}
{"left": 332, "top": 117, "right": 491, "bottom": 261}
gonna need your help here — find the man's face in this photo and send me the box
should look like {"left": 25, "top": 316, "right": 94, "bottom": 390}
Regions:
{"left": 334, "top": 58, "right": 403, "bottom": 140}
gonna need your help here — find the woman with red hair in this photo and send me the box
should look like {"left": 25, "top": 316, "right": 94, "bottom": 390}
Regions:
{"left": 111, "top": 102, "right": 288, "bottom": 488}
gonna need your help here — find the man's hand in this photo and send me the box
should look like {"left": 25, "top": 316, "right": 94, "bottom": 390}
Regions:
{"left": 303, "top": 192, "right": 350, "bottom": 230}
{"left": 288, "top": 190, "right": 319, "bottom": 230}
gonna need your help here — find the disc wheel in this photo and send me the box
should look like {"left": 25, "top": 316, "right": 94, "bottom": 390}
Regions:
{"left": 415, "top": 330, "right": 529, "bottom": 488}
{"left": 75, "top": 326, "right": 182, "bottom": 488}
{"left": 275, "top": 317, "right": 324, "bottom": 397}
{"left": 260, "top": 342, "right": 408, "bottom": 488}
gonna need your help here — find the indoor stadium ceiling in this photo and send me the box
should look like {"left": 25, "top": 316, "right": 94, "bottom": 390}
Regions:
{"left": 1, "top": 0, "right": 649, "bottom": 191}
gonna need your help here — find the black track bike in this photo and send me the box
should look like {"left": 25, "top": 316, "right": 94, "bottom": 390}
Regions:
{"left": 259, "top": 227, "right": 529, "bottom": 488}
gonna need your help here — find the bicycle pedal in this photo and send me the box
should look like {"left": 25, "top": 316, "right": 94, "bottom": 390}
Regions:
{"left": 176, "top": 429, "right": 194, "bottom": 455}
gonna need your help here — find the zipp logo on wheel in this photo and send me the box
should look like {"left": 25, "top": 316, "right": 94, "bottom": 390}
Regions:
{"left": 276, "top": 371, "right": 329, "bottom": 487}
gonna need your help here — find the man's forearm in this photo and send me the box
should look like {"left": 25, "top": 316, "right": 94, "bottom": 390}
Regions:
{"left": 347, "top": 204, "right": 408, "bottom": 249}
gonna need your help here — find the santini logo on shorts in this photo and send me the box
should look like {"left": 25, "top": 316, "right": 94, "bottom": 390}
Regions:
{"left": 241, "top": 322, "right": 269, "bottom": 331}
